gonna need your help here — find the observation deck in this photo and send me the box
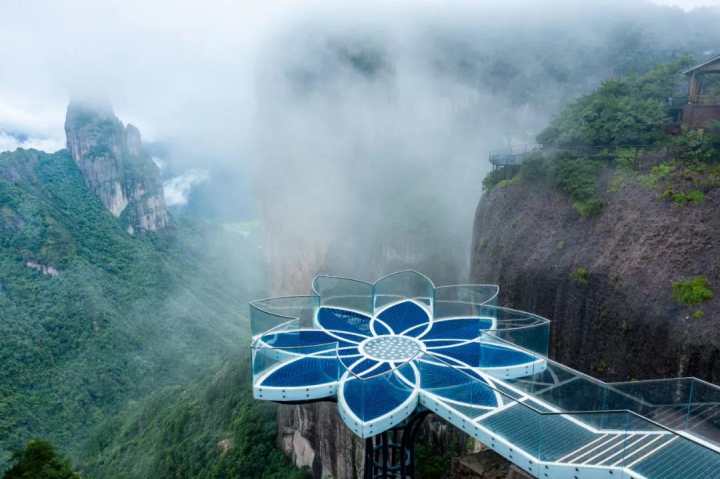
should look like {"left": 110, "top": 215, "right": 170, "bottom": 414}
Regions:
{"left": 250, "top": 271, "right": 720, "bottom": 479}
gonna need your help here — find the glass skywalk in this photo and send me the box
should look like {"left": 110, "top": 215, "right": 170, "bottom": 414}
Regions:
{"left": 250, "top": 271, "right": 720, "bottom": 479}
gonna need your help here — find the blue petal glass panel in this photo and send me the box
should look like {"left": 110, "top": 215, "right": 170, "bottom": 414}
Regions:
{"left": 411, "top": 318, "right": 493, "bottom": 340}
{"left": 317, "top": 307, "right": 373, "bottom": 338}
{"left": 434, "top": 342, "right": 536, "bottom": 368}
{"left": 260, "top": 357, "right": 339, "bottom": 387}
{"left": 342, "top": 367, "right": 417, "bottom": 421}
{"left": 377, "top": 301, "right": 429, "bottom": 334}
{"left": 261, "top": 330, "right": 354, "bottom": 349}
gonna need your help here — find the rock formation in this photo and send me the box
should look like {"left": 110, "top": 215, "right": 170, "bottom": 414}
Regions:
{"left": 470, "top": 179, "right": 720, "bottom": 383}
{"left": 64, "top": 101, "right": 168, "bottom": 233}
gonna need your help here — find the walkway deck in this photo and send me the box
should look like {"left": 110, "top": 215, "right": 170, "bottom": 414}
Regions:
{"left": 250, "top": 273, "right": 720, "bottom": 479}
{"left": 427, "top": 376, "right": 720, "bottom": 479}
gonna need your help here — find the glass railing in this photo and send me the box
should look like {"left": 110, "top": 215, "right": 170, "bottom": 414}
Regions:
{"left": 417, "top": 352, "right": 720, "bottom": 477}
{"left": 250, "top": 295, "right": 319, "bottom": 338}
{"left": 251, "top": 340, "right": 341, "bottom": 402}
{"left": 372, "top": 271, "right": 435, "bottom": 313}
{"left": 486, "top": 306, "right": 550, "bottom": 358}
{"left": 434, "top": 284, "right": 499, "bottom": 311}
{"left": 469, "top": 333, "right": 720, "bottom": 456}
{"left": 311, "top": 275, "right": 374, "bottom": 314}
{"left": 610, "top": 377, "right": 720, "bottom": 445}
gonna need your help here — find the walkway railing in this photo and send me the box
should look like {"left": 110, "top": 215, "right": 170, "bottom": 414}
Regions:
{"left": 422, "top": 352, "right": 720, "bottom": 478}
{"left": 249, "top": 273, "right": 720, "bottom": 479}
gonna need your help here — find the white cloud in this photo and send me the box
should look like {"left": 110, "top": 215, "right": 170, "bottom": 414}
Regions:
{"left": 163, "top": 169, "right": 210, "bottom": 207}
{"left": 1, "top": 0, "right": 720, "bottom": 280}
{"left": 651, "top": 0, "right": 720, "bottom": 10}
{"left": 0, "top": 131, "right": 65, "bottom": 153}
{"left": 151, "top": 156, "right": 166, "bottom": 170}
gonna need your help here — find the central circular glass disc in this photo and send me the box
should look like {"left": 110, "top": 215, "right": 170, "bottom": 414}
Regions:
{"left": 360, "top": 335, "right": 422, "bottom": 361}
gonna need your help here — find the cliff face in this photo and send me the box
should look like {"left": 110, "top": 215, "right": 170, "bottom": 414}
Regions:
{"left": 64, "top": 102, "right": 168, "bottom": 233}
{"left": 470, "top": 178, "right": 720, "bottom": 382}
{"left": 277, "top": 402, "right": 364, "bottom": 478}
{"left": 277, "top": 402, "right": 488, "bottom": 479}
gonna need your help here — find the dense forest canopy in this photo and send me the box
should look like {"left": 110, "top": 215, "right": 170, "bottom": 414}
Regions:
{"left": 538, "top": 58, "right": 694, "bottom": 147}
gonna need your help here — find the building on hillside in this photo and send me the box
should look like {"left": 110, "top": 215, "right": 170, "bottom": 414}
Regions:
{"left": 681, "top": 54, "right": 720, "bottom": 129}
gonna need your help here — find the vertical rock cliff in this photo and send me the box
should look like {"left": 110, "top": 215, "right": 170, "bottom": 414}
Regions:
{"left": 470, "top": 180, "right": 720, "bottom": 382}
{"left": 64, "top": 102, "right": 168, "bottom": 233}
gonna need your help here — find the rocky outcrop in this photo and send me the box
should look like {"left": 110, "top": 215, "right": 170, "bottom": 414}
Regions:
{"left": 25, "top": 261, "right": 60, "bottom": 277}
{"left": 470, "top": 178, "right": 720, "bottom": 382}
{"left": 449, "top": 450, "right": 532, "bottom": 479}
{"left": 64, "top": 102, "right": 168, "bottom": 233}
{"left": 278, "top": 402, "right": 364, "bottom": 478}
{"left": 277, "top": 401, "right": 482, "bottom": 479}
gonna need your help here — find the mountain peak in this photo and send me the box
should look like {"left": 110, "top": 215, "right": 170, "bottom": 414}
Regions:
{"left": 64, "top": 102, "right": 168, "bottom": 233}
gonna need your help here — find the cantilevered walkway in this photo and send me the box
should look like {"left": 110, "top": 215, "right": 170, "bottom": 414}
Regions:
{"left": 250, "top": 272, "right": 720, "bottom": 479}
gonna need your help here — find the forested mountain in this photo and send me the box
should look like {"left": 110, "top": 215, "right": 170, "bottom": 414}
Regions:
{"left": 0, "top": 106, "right": 285, "bottom": 475}
{"left": 79, "top": 358, "right": 309, "bottom": 479}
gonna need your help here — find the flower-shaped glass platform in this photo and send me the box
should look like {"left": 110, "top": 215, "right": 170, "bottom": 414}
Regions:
{"left": 251, "top": 271, "right": 549, "bottom": 438}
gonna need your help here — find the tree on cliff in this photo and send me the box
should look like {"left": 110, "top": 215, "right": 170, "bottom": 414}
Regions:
{"left": 3, "top": 440, "right": 80, "bottom": 479}
{"left": 538, "top": 57, "right": 693, "bottom": 147}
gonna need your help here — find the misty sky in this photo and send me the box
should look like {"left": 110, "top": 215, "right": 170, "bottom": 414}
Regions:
{"left": 656, "top": 0, "right": 720, "bottom": 8}
{"left": 2, "top": 0, "right": 720, "bottom": 284}
{"left": 0, "top": 0, "right": 718, "bottom": 153}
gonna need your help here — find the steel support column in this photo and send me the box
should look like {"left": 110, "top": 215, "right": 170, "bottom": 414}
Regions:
{"left": 363, "top": 411, "right": 430, "bottom": 479}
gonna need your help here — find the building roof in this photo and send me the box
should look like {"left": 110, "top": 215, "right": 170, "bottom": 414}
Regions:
{"left": 684, "top": 54, "right": 720, "bottom": 75}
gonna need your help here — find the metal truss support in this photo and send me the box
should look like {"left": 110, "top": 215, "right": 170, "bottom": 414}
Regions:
{"left": 363, "top": 411, "right": 431, "bottom": 479}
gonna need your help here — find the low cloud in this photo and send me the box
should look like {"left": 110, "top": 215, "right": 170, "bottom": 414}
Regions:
{"left": 0, "top": 131, "right": 64, "bottom": 153}
{"left": 163, "top": 169, "right": 210, "bottom": 207}
{"left": 2, "top": 0, "right": 720, "bottom": 285}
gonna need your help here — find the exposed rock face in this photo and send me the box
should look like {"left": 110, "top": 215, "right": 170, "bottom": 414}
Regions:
{"left": 64, "top": 102, "right": 168, "bottom": 233}
{"left": 25, "top": 261, "right": 60, "bottom": 277}
{"left": 449, "top": 449, "right": 532, "bottom": 479}
{"left": 470, "top": 179, "right": 720, "bottom": 382}
{"left": 278, "top": 402, "right": 364, "bottom": 478}
{"left": 277, "top": 402, "right": 480, "bottom": 479}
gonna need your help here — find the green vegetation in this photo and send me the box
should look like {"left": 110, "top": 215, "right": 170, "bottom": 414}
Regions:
{"left": 538, "top": 57, "right": 692, "bottom": 148}
{"left": 692, "top": 310, "right": 705, "bottom": 320}
{"left": 81, "top": 358, "right": 308, "bottom": 479}
{"left": 533, "top": 59, "right": 693, "bottom": 214}
{"left": 3, "top": 440, "right": 80, "bottom": 479}
{"left": 484, "top": 152, "right": 606, "bottom": 217}
{"left": 485, "top": 57, "right": 720, "bottom": 217}
{"left": 0, "top": 148, "right": 274, "bottom": 476}
{"left": 415, "top": 434, "right": 467, "bottom": 479}
{"left": 571, "top": 267, "right": 590, "bottom": 285}
{"left": 661, "top": 188, "right": 704, "bottom": 205}
{"left": 482, "top": 166, "right": 521, "bottom": 192}
{"left": 672, "top": 277, "right": 714, "bottom": 306}
{"left": 639, "top": 162, "right": 676, "bottom": 188}
{"left": 671, "top": 129, "right": 719, "bottom": 164}
{"left": 554, "top": 156, "right": 605, "bottom": 217}
{"left": 538, "top": 58, "right": 692, "bottom": 148}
